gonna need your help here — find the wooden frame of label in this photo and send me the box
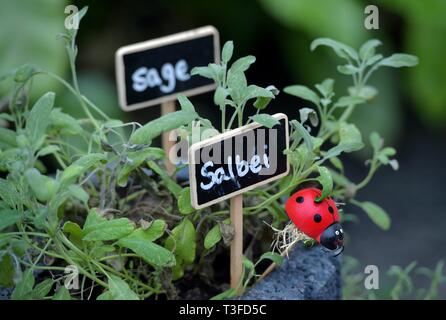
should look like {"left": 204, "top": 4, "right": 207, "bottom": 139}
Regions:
{"left": 188, "top": 113, "right": 290, "bottom": 210}
{"left": 115, "top": 25, "right": 220, "bottom": 112}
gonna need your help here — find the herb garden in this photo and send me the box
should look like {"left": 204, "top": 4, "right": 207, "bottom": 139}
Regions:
{"left": 0, "top": 7, "right": 421, "bottom": 300}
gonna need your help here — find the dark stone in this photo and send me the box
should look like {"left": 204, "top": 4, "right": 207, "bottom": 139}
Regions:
{"left": 241, "top": 244, "right": 341, "bottom": 300}
{"left": 0, "top": 287, "right": 12, "bottom": 300}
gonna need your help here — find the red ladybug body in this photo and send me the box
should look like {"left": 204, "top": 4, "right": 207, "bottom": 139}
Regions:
{"left": 285, "top": 188, "right": 344, "bottom": 254}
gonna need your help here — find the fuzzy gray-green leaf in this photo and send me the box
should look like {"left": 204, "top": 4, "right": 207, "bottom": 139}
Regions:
{"left": 315, "top": 166, "right": 333, "bottom": 202}
{"left": 315, "top": 78, "right": 334, "bottom": 97}
{"left": 359, "top": 39, "right": 382, "bottom": 61}
{"left": 229, "top": 55, "right": 256, "bottom": 74}
{"left": 253, "top": 85, "right": 279, "bottom": 110}
{"left": 257, "top": 252, "right": 284, "bottom": 267}
{"left": 165, "top": 218, "right": 196, "bottom": 264}
{"left": 337, "top": 64, "right": 360, "bottom": 75}
{"left": 60, "top": 153, "right": 106, "bottom": 186}
{"left": 249, "top": 114, "right": 279, "bottom": 128}
{"left": 214, "top": 86, "right": 228, "bottom": 106}
{"left": 299, "top": 107, "right": 319, "bottom": 127}
{"left": 49, "top": 109, "right": 82, "bottom": 135}
{"left": 178, "top": 95, "right": 195, "bottom": 113}
{"left": 25, "top": 168, "right": 59, "bottom": 202}
{"left": 0, "top": 209, "right": 22, "bottom": 231}
{"left": 32, "top": 279, "right": 54, "bottom": 299}
{"left": 11, "top": 269, "right": 34, "bottom": 300}
{"left": 178, "top": 187, "right": 195, "bottom": 215}
{"left": 118, "top": 237, "right": 175, "bottom": 268}
{"left": 26, "top": 92, "right": 55, "bottom": 148}
{"left": 325, "top": 123, "right": 364, "bottom": 158}
{"left": 310, "top": 38, "right": 358, "bottom": 60}
{"left": 0, "top": 253, "right": 15, "bottom": 287}
{"left": 83, "top": 210, "right": 134, "bottom": 241}
{"left": 221, "top": 41, "right": 234, "bottom": 64}
{"left": 204, "top": 224, "right": 222, "bottom": 250}
{"left": 284, "top": 85, "right": 320, "bottom": 105}
{"left": 125, "top": 220, "right": 166, "bottom": 242}
{"left": 130, "top": 110, "right": 197, "bottom": 145}
{"left": 0, "top": 127, "right": 17, "bottom": 148}
{"left": 107, "top": 275, "right": 139, "bottom": 300}
{"left": 190, "top": 66, "right": 214, "bottom": 79}
{"left": 334, "top": 96, "right": 366, "bottom": 108}
{"left": 379, "top": 54, "right": 419, "bottom": 68}
{"left": 52, "top": 287, "right": 71, "bottom": 300}
{"left": 360, "top": 201, "right": 391, "bottom": 230}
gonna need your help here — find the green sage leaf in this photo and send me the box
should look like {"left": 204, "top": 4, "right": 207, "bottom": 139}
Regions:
{"left": 25, "top": 92, "right": 55, "bottom": 149}
{"left": 165, "top": 218, "right": 196, "bottom": 264}
{"left": 107, "top": 275, "right": 139, "bottom": 300}
{"left": 118, "top": 237, "right": 175, "bottom": 268}
{"left": 284, "top": 85, "right": 319, "bottom": 105}
{"left": 130, "top": 110, "right": 198, "bottom": 145}
{"left": 311, "top": 38, "right": 358, "bottom": 60}
{"left": 379, "top": 54, "right": 419, "bottom": 68}
{"left": 249, "top": 114, "right": 280, "bottom": 128}
{"left": 221, "top": 41, "right": 234, "bottom": 64}
{"left": 359, "top": 201, "right": 391, "bottom": 230}
{"left": 315, "top": 166, "right": 333, "bottom": 202}
{"left": 178, "top": 187, "right": 195, "bottom": 215}
{"left": 204, "top": 224, "right": 222, "bottom": 250}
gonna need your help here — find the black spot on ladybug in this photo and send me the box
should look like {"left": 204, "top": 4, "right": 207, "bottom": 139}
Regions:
{"left": 296, "top": 196, "right": 304, "bottom": 203}
{"left": 313, "top": 214, "right": 322, "bottom": 223}
{"left": 328, "top": 206, "right": 334, "bottom": 214}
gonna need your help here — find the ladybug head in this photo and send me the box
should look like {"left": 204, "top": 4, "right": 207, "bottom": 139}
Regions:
{"left": 285, "top": 188, "right": 344, "bottom": 256}
{"left": 320, "top": 222, "right": 344, "bottom": 256}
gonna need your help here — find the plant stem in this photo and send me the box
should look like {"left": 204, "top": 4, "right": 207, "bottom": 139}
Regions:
{"left": 227, "top": 109, "right": 238, "bottom": 130}
{"left": 221, "top": 105, "right": 226, "bottom": 133}
{"left": 4, "top": 231, "right": 51, "bottom": 238}
{"left": 99, "top": 253, "right": 139, "bottom": 261}
{"left": 238, "top": 102, "right": 247, "bottom": 127}
{"left": 57, "top": 231, "right": 158, "bottom": 294}
{"left": 54, "top": 238, "right": 109, "bottom": 288}
{"left": 82, "top": 95, "right": 110, "bottom": 121}
{"left": 339, "top": 103, "right": 356, "bottom": 123}
{"left": 18, "top": 259, "right": 66, "bottom": 271}
{"left": 356, "top": 161, "right": 379, "bottom": 191}
{"left": 68, "top": 56, "right": 100, "bottom": 131}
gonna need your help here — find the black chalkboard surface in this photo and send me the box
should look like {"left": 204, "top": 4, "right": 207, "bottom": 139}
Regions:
{"left": 115, "top": 26, "right": 219, "bottom": 111}
{"left": 189, "top": 113, "right": 290, "bottom": 209}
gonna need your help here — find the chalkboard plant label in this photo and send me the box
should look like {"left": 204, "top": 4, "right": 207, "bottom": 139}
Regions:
{"left": 115, "top": 26, "right": 220, "bottom": 111}
{"left": 189, "top": 113, "right": 289, "bottom": 209}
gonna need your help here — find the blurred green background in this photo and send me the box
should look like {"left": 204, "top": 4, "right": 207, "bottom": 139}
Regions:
{"left": 1, "top": 0, "right": 445, "bottom": 298}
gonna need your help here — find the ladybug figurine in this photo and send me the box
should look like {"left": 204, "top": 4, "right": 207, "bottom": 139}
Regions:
{"left": 285, "top": 188, "right": 344, "bottom": 255}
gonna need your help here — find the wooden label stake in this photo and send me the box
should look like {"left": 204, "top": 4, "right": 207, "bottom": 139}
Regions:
{"left": 161, "top": 101, "right": 176, "bottom": 175}
{"left": 230, "top": 194, "right": 243, "bottom": 292}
